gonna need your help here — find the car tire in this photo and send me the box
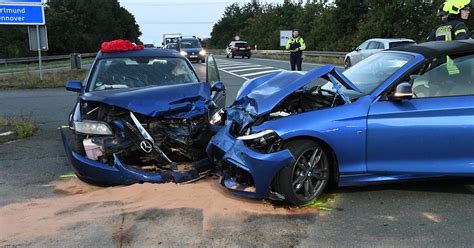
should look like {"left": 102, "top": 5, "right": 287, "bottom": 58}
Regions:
{"left": 344, "top": 58, "right": 352, "bottom": 69}
{"left": 226, "top": 54, "right": 229, "bottom": 59}
{"left": 272, "top": 139, "right": 330, "bottom": 206}
{"left": 231, "top": 53, "right": 235, "bottom": 59}
{"left": 247, "top": 54, "right": 251, "bottom": 59}
{"left": 242, "top": 55, "right": 245, "bottom": 59}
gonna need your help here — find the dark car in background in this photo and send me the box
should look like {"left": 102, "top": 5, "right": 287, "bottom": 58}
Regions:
{"left": 226, "top": 41, "right": 252, "bottom": 59}
{"left": 164, "top": 43, "right": 178, "bottom": 50}
{"left": 61, "top": 48, "right": 226, "bottom": 186}
{"left": 179, "top": 37, "right": 206, "bottom": 63}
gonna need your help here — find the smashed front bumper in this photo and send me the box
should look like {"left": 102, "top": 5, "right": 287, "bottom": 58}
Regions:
{"left": 60, "top": 128, "right": 210, "bottom": 186}
{"left": 207, "top": 125, "right": 294, "bottom": 200}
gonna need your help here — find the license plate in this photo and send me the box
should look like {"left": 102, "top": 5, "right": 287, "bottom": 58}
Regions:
{"left": 239, "top": 48, "right": 246, "bottom": 50}
{"left": 190, "top": 55, "right": 198, "bottom": 58}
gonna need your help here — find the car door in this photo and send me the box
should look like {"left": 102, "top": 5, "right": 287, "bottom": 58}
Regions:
{"left": 206, "top": 55, "right": 226, "bottom": 111}
{"left": 366, "top": 54, "right": 474, "bottom": 175}
{"left": 352, "top": 41, "right": 370, "bottom": 64}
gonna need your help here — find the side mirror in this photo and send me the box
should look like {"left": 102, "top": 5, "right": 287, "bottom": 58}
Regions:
{"left": 66, "top": 80, "right": 83, "bottom": 92}
{"left": 389, "top": 82, "right": 413, "bottom": 101}
{"left": 211, "top": 82, "right": 225, "bottom": 92}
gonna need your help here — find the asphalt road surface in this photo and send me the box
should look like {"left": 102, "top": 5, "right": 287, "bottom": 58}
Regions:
{"left": 0, "top": 57, "right": 473, "bottom": 247}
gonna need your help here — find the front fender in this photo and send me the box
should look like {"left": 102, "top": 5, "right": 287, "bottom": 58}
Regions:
{"left": 252, "top": 97, "right": 372, "bottom": 175}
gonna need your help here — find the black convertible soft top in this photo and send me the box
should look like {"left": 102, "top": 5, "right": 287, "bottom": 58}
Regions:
{"left": 389, "top": 40, "right": 474, "bottom": 59}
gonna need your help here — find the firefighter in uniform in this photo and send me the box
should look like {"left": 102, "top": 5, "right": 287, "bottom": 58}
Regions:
{"left": 428, "top": 0, "right": 471, "bottom": 41}
{"left": 286, "top": 30, "right": 306, "bottom": 71}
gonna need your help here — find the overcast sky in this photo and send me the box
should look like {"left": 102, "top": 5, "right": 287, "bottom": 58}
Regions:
{"left": 119, "top": 0, "right": 285, "bottom": 45}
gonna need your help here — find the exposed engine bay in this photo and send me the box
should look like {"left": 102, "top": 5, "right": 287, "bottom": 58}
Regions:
{"left": 233, "top": 86, "right": 346, "bottom": 136}
{"left": 71, "top": 101, "right": 214, "bottom": 173}
{"left": 264, "top": 86, "right": 346, "bottom": 120}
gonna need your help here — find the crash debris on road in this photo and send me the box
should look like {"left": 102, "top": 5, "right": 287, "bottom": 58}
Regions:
{"left": 0, "top": 178, "right": 328, "bottom": 246}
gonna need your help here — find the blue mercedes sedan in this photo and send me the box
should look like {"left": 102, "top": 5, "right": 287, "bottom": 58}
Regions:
{"left": 61, "top": 47, "right": 225, "bottom": 186}
{"left": 208, "top": 40, "right": 474, "bottom": 206}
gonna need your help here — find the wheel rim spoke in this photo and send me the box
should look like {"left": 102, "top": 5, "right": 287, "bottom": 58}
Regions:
{"left": 308, "top": 148, "right": 318, "bottom": 168}
{"left": 299, "top": 156, "right": 310, "bottom": 170}
{"left": 307, "top": 179, "right": 315, "bottom": 195}
{"left": 293, "top": 175, "right": 306, "bottom": 191}
{"left": 309, "top": 149, "right": 322, "bottom": 168}
{"left": 303, "top": 180, "right": 310, "bottom": 196}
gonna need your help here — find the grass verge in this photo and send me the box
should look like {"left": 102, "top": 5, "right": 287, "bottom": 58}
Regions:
{"left": 0, "top": 117, "right": 39, "bottom": 143}
{"left": 0, "top": 69, "right": 88, "bottom": 89}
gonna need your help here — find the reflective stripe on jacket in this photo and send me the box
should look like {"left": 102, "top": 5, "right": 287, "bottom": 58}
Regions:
{"left": 286, "top": 37, "right": 306, "bottom": 52}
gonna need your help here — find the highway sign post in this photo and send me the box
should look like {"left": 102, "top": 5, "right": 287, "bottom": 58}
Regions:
{"left": 28, "top": 25, "right": 48, "bottom": 51}
{"left": 0, "top": 0, "right": 46, "bottom": 79}
{"left": 280, "top": 30, "right": 292, "bottom": 47}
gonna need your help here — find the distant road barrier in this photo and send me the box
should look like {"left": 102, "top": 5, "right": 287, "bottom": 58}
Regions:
{"left": 207, "top": 49, "right": 347, "bottom": 64}
{"left": 254, "top": 50, "right": 347, "bottom": 58}
{"left": 0, "top": 53, "right": 97, "bottom": 65}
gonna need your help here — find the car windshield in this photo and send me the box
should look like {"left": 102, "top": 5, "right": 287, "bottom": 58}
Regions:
{"left": 181, "top": 39, "right": 201, "bottom": 48}
{"left": 88, "top": 57, "right": 199, "bottom": 92}
{"left": 340, "top": 52, "right": 413, "bottom": 93}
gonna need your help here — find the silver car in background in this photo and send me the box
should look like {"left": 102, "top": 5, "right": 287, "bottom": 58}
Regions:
{"left": 344, "top": 38, "right": 416, "bottom": 68}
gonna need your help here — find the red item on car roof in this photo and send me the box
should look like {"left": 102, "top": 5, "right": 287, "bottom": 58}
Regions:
{"left": 101, "top": 40, "right": 144, "bottom": 53}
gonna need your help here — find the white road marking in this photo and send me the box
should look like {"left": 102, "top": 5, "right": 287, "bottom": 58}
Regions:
{"left": 240, "top": 69, "right": 282, "bottom": 77}
{"left": 219, "top": 64, "right": 259, "bottom": 70}
{"left": 216, "top": 59, "right": 287, "bottom": 81}
{"left": 219, "top": 69, "right": 249, "bottom": 80}
{"left": 227, "top": 66, "right": 273, "bottom": 73}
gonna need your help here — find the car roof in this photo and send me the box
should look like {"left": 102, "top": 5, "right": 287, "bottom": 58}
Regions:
{"left": 369, "top": 38, "right": 415, "bottom": 43}
{"left": 388, "top": 40, "right": 474, "bottom": 59}
{"left": 97, "top": 48, "right": 181, "bottom": 59}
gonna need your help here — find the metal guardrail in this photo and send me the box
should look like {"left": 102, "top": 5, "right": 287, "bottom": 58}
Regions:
{"left": 0, "top": 50, "right": 347, "bottom": 65}
{"left": 0, "top": 53, "right": 97, "bottom": 65}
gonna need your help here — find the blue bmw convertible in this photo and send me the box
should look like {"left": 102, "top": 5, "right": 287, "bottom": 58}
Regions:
{"left": 208, "top": 40, "right": 474, "bottom": 205}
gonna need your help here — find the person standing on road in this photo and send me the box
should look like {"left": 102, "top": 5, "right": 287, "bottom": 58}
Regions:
{"left": 428, "top": 0, "right": 471, "bottom": 41}
{"left": 286, "top": 29, "right": 306, "bottom": 71}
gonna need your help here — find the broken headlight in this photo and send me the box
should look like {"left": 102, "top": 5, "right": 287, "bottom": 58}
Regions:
{"left": 74, "top": 120, "right": 113, "bottom": 135}
{"left": 238, "top": 130, "right": 282, "bottom": 153}
{"left": 210, "top": 110, "right": 225, "bottom": 125}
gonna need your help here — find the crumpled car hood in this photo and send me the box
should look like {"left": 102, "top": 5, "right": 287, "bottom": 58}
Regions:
{"left": 81, "top": 82, "right": 211, "bottom": 118}
{"left": 233, "top": 65, "right": 361, "bottom": 117}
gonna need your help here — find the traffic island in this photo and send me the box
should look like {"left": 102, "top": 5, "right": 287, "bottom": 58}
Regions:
{"left": 0, "top": 117, "right": 39, "bottom": 143}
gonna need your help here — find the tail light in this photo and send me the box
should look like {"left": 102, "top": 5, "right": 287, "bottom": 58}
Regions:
{"left": 245, "top": 45, "right": 251, "bottom": 49}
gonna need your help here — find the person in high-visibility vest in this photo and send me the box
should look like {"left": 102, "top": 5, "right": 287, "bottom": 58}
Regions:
{"left": 427, "top": 0, "right": 471, "bottom": 76}
{"left": 428, "top": 0, "right": 471, "bottom": 41}
{"left": 285, "top": 30, "right": 306, "bottom": 71}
